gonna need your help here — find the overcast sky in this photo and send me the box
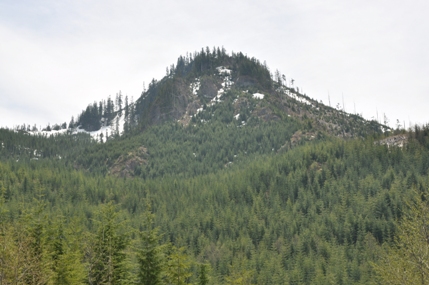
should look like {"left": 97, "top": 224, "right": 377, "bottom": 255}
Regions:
{"left": 1, "top": 0, "right": 428, "bottom": 129}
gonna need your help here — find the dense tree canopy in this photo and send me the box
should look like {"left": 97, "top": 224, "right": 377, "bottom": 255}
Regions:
{"left": 1, "top": 48, "right": 427, "bottom": 284}
{"left": 0, "top": 124, "right": 428, "bottom": 284}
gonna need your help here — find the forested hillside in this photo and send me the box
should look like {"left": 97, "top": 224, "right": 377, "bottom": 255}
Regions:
{"left": 1, "top": 124, "right": 429, "bottom": 284}
{"left": 1, "top": 49, "right": 428, "bottom": 284}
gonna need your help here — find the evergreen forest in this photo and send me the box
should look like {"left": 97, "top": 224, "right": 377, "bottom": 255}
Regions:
{"left": 1, "top": 48, "right": 429, "bottom": 284}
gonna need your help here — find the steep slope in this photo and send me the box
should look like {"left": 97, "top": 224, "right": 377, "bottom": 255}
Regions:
{"left": 16, "top": 48, "right": 389, "bottom": 142}
{"left": 77, "top": 49, "right": 388, "bottom": 178}
{"left": 132, "top": 49, "right": 387, "bottom": 139}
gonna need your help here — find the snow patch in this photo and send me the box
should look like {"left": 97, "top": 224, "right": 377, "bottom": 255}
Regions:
{"left": 253, "top": 93, "right": 264, "bottom": 99}
{"left": 211, "top": 89, "right": 224, "bottom": 103}
{"left": 278, "top": 87, "right": 314, "bottom": 107}
{"left": 222, "top": 77, "right": 233, "bottom": 89}
{"left": 234, "top": 114, "right": 240, "bottom": 120}
{"left": 29, "top": 110, "right": 128, "bottom": 143}
{"left": 380, "top": 126, "right": 391, "bottom": 133}
{"left": 77, "top": 112, "right": 126, "bottom": 142}
{"left": 216, "top": 66, "right": 234, "bottom": 92}
{"left": 190, "top": 78, "right": 201, "bottom": 96}
{"left": 216, "top": 66, "right": 232, "bottom": 75}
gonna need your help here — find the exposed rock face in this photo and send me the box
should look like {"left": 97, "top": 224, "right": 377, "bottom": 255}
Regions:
{"left": 290, "top": 130, "right": 317, "bottom": 147}
{"left": 236, "top": 76, "right": 259, "bottom": 88}
{"left": 252, "top": 107, "right": 280, "bottom": 122}
{"left": 199, "top": 76, "right": 220, "bottom": 99}
{"left": 376, "top": 134, "right": 408, "bottom": 148}
{"left": 109, "top": 146, "right": 148, "bottom": 178}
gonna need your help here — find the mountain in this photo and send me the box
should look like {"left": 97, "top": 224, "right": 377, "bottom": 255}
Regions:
{"left": 25, "top": 48, "right": 387, "bottom": 140}
{"left": 6, "top": 48, "right": 390, "bottom": 178}
{"left": 131, "top": 49, "right": 386, "bottom": 138}
{"left": 2, "top": 48, "right": 428, "bottom": 284}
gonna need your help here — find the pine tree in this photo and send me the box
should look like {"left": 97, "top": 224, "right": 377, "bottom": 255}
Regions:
{"left": 50, "top": 217, "right": 86, "bottom": 285}
{"left": 198, "top": 263, "right": 210, "bottom": 285}
{"left": 137, "top": 200, "right": 164, "bottom": 285}
{"left": 166, "top": 246, "right": 192, "bottom": 285}
{"left": 20, "top": 198, "right": 53, "bottom": 285}
{"left": 87, "top": 202, "right": 130, "bottom": 285}
{"left": 118, "top": 91, "right": 123, "bottom": 116}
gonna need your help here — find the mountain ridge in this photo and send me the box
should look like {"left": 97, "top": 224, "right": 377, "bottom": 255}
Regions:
{"left": 11, "top": 48, "right": 389, "bottom": 139}
{"left": 2, "top": 48, "right": 394, "bottom": 178}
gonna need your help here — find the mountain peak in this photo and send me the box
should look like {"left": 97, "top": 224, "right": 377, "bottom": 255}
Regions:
{"left": 19, "top": 48, "right": 391, "bottom": 143}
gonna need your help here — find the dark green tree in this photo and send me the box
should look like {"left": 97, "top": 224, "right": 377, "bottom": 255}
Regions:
{"left": 137, "top": 200, "right": 165, "bottom": 285}
{"left": 87, "top": 202, "right": 130, "bottom": 285}
{"left": 198, "top": 263, "right": 210, "bottom": 285}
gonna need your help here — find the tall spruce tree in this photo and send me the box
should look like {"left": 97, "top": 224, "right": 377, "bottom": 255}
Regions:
{"left": 50, "top": 217, "right": 86, "bottom": 285}
{"left": 87, "top": 202, "right": 130, "bottom": 285}
{"left": 198, "top": 263, "right": 210, "bottom": 285}
{"left": 166, "top": 246, "right": 192, "bottom": 285}
{"left": 137, "top": 200, "right": 164, "bottom": 285}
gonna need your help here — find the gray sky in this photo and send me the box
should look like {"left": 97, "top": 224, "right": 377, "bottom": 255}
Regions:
{"left": 1, "top": 0, "right": 428, "bottom": 129}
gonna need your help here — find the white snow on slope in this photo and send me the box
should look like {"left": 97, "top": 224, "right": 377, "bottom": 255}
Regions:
{"left": 212, "top": 66, "right": 234, "bottom": 103}
{"left": 76, "top": 112, "right": 126, "bottom": 142}
{"left": 253, "top": 93, "right": 264, "bottom": 99}
{"left": 211, "top": 89, "right": 224, "bottom": 103}
{"left": 190, "top": 78, "right": 200, "bottom": 96}
{"left": 28, "top": 111, "right": 127, "bottom": 143}
{"left": 216, "top": 66, "right": 232, "bottom": 75}
{"left": 277, "top": 87, "right": 314, "bottom": 106}
{"left": 290, "top": 93, "right": 313, "bottom": 106}
{"left": 217, "top": 66, "right": 233, "bottom": 89}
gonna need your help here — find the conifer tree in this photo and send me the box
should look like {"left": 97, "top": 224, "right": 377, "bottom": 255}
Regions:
{"left": 137, "top": 200, "right": 164, "bottom": 285}
{"left": 166, "top": 246, "right": 192, "bottom": 285}
{"left": 224, "top": 262, "right": 254, "bottom": 285}
{"left": 198, "top": 263, "right": 210, "bottom": 285}
{"left": 87, "top": 202, "right": 130, "bottom": 285}
{"left": 21, "top": 198, "right": 53, "bottom": 285}
{"left": 50, "top": 217, "right": 86, "bottom": 285}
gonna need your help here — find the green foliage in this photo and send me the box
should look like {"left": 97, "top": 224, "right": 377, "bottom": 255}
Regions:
{"left": 87, "top": 202, "right": 131, "bottom": 285}
{"left": 165, "top": 246, "right": 193, "bottom": 285}
{"left": 0, "top": 128, "right": 94, "bottom": 162}
{"left": 1, "top": 124, "right": 429, "bottom": 283}
{"left": 50, "top": 218, "right": 86, "bottom": 285}
{"left": 137, "top": 200, "right": 165, "bottom": 285}
{"left": 74, "top": 113, "right": 300, "bottom": 178}
{"left": 198, "top": 263, "right": 210, "bottom": 285}
{"left": 374, "top": 190, "right": 429, "bottom": 284}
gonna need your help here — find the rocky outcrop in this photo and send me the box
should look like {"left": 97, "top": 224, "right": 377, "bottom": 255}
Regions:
{"left": 376, "top": 134, "right": 407, "bottom": 148}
